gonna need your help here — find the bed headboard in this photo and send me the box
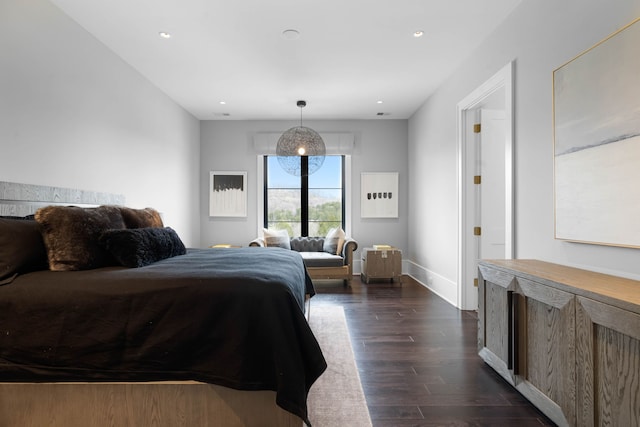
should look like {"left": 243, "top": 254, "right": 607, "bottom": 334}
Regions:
{"left": 0, "top": 181, "right": 125, "bottom": 216}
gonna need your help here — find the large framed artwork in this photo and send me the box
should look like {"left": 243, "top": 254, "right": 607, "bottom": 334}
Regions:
{"left": 361, "top": 172, "right": 398, "bottom": 218}
{"left": 209, "top": 171, "right": 247, "bottom": 217}
{"left": 553, "top": 18, "right": 640, "bottom": 248}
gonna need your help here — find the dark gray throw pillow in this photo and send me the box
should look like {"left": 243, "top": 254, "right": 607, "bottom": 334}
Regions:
{"left": 100, "top": 227, "right": 186, "bottom": 268}
{"left": 0, "top": 217, "right": 49, "bottom": 284}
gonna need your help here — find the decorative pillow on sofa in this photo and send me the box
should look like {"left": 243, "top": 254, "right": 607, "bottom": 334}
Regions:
{"left": 119, "top": 207, "right": 163, "bottom": 228}
{"left": 100, "top": 227, "right": 186, "bottom": 268}
{"left": 263, "top": 228, "right": 291, "bottom": 249}
{"left": 323, "top": 227, "right": 346, "bottom": 255}
{"left": 35, "top": 205, "right": 126, "bottom": 271}
{"left": 0, "top": 217, "right": 49, "bottom": 284}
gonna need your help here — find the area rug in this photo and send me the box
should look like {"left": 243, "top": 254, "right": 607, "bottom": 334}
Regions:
{"left": 307, "top": 305, "right": 372, "bottom": 427}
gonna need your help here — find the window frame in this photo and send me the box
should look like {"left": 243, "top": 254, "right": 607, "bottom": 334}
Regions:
{"left": 256, "top": 154, "right": 352, "bottom": 235}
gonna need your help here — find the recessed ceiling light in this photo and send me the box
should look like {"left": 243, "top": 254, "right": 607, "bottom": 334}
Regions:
{"left": 413, "top": 30, "right": 424, "bottom": 38}
{"left": 377, "top": 100, "right": 383, "bottom": 104}
{"left": 159, "top": 32, "right": 171, "bottom": 39}
{"left": 282, "top": 29, "right": 300, "bottom": 40}
{"left": 219, "top": 101, "right": 226, "bottom": 105}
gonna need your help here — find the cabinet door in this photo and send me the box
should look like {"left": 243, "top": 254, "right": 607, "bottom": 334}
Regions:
{"left": 477, "top": 265, "right": 517, "bottom": 385}
{"left": 576, "top": 297, "right": 640, "bottom": 427}
{"left": 515, "top": 277, "right": 575, "bottom": 427}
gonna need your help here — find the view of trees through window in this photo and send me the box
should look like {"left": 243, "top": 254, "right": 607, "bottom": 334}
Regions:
{"left": 265, "top": 155, "right": 344, "bottom": 237}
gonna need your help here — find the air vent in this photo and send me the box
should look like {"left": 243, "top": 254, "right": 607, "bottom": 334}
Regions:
{"left": 376, "top": 112, "right": 390, "bottom": 116}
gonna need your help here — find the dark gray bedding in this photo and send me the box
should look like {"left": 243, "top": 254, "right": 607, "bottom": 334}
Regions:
{"left": 0, "top": 247, "right": 325, "bottom": 423}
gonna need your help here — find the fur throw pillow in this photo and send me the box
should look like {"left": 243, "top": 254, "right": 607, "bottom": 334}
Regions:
{"left": 100, "top": 227, "right": 186, "bottom": 268}
{"left": 119, "top": 207, "right": 163, "bottom": 228}
{"left": 35, "top": 205, "right": 126, "bottom": 271}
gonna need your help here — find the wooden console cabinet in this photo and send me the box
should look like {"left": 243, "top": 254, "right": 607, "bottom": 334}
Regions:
{"left": 478, "top": 260, "right": 640, "bottom": 427}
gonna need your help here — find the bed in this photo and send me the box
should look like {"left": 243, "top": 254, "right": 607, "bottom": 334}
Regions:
{"left": 0, "top": 181, "right": 326, "bottom": 427}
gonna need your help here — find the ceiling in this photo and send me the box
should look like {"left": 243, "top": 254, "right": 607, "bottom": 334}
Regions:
{"left": 50, "top": 0, "right": 522, "bottom": 121}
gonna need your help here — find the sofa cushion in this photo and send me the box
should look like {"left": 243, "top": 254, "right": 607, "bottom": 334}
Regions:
{"left": 263, "top": 228, "right": 291, "bottom": 249}
{"left": 323, "top": 227, "right": 346, "bottom": 255}
{"left": 298, "top": 251, "right": 344, "bottom": 268}
{"left": 290, "top": 236, "right": 324, "bottom": 252}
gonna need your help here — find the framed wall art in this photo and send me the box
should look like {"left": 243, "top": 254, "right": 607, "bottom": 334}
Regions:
{"left": 361, "top": 172, "right": 398, "bottom": 218}
{"left": 553, "top": 18, "right": 640, "bottom": 248}
{"left": 209, "top": 171, "right": 247, "bottom": 217}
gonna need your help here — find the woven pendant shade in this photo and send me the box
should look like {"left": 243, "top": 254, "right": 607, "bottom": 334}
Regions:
{"left": 276, "top": 101, "right": 325, "bottom": 176}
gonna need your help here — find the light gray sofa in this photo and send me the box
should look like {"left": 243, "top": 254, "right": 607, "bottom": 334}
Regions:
{"left": 249, "top": 236, "right": 358, "bottom": 285}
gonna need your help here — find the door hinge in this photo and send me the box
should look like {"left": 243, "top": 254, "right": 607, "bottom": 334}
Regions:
{"left": 473, "top": 123, "right": 481, "bottom": 133}
{"left": 474, "top": 175, "right": 481, "bottom": 184}
{"left": 474, "top": 278, "right": 479, "bottom": 287}
{"left": 474, "top": 226, "right": 481, "bottom": 236}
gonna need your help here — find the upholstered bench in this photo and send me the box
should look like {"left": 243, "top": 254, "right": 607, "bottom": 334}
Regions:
{"left": 249, "top": 235, "right": 358, "bottom": 285}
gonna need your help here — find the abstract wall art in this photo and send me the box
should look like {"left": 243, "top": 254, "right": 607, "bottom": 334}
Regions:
{"left": 361, "top": 172, "right": 398, "bottom": 218}
{"left": 553, "top": 18, "right": 640, "bottom": 248}
{"left": 209, "top": 171, "right": 247, "bottom": 217}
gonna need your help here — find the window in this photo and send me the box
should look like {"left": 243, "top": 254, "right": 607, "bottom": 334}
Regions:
{"left": 264, "top": 155, "right": 344, "bottom": 236}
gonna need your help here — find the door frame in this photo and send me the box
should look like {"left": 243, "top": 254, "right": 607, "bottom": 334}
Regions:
{"left": 456, "top": 61, "right": 514, "bottom": 310}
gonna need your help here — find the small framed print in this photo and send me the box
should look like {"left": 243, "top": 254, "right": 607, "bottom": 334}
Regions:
{"left": 361, "top": 172, "right": 398, "bottom": 218}
{"left": 209, "top": 171, "right": 247, "bottom": 217}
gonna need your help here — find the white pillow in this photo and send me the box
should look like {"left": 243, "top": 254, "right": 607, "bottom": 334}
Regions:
{"left": 262, "top": 228, "right": 291, "bottom": 249}
{"left": 323, "top": 227, "right": 346, "bottom": 255}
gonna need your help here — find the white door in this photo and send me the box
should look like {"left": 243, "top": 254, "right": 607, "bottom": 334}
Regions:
{"left": 457, "top": 61, "right": 513, "bottom": 311}
{"left": 478, "top": 109, "right": 506, "bottom": 260}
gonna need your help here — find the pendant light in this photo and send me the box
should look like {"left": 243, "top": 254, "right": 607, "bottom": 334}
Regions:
{"left": 276, "top": 100, "right": 326, "bottom": 176}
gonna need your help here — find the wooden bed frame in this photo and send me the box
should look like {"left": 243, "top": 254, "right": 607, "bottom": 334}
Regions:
{"left": 0, "top": 181, "right": 302, "bottom": 427}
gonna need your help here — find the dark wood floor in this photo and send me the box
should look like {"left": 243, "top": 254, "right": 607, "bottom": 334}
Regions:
{"left": 311, "top": 275, "right": 556, "bottom": 427}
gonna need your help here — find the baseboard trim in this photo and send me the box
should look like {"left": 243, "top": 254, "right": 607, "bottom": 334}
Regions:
{"left": 354, "top": 259, "right": 459, "bottom": 309}
{"left": 406, "top": 260, "right": 458, "bottom": 308}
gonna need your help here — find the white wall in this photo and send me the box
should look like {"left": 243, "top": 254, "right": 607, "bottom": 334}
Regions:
{"left": 0, "top": 0, "right": 201, "bottom": 246}
{"left": 200, "top": 119, "right": 408, "bottom": 262}
{"left": 409, "top": 0, "right": 640, "bottom": 303}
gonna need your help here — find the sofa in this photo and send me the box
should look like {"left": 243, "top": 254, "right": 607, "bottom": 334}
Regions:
{"left": 249, "top": 235, "right": 358, "bottom": 285}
